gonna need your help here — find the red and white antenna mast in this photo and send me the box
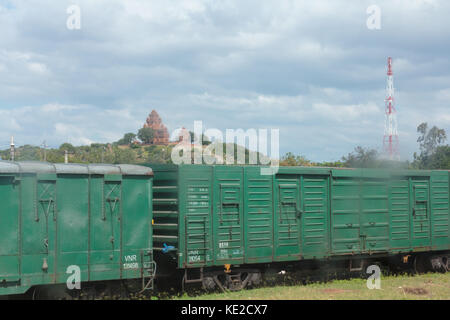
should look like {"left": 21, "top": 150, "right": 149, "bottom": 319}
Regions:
{"left": 383, "top": 57, "right": 399, "bottom": 160}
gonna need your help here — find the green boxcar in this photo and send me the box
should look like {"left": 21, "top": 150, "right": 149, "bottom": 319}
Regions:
{"left": 150, "top": 164, "right": 450, "bottom": 271}
{"left": 0, "top": 161, "right": 154, "bottom": 296}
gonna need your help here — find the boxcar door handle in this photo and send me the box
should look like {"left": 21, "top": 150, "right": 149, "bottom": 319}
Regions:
{"left": 222, "top": 202, "right": 239, "bottom": 207}
{"left": 296, "top": 205, "right": 303, "bottom": 217}
{"left": 50, "top": 200, "right": 56, "bottom": 221}
{"left": 218, "top": 203, "right": 223, "bottom": 223}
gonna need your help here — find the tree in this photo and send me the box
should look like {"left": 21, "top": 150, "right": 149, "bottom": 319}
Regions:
{"left": 17, "top": 145, "right": 40, "bottom": 161}
{"left": 112, "top": 146, "right": 136, "bottom": 163}
{"left": 145, "top": 145, "right": 174, "bottom": 164}
{"left": 342, "top": 146, "right": 378, "bottom": 168}
{"left": 427, "top": 145, "right": 450, "bottom": 169}
{"left": 116, "top": 133, "right": 136, "bottom": 146}
{"left": 280, "top": 152, "right": 311, "bottom": 166}
{"left": 59, "top": 142, "right": 76, "bottom": 154}
{"left": 138, "top": 127, "right": 155, "bottom": 144}
{"left": 315, "top": 161, "right": 345, "bottom": 168}
{"left": 413, "top": 123, "right": 447, "bottom": 169}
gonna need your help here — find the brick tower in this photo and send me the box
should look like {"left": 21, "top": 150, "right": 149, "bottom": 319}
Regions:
{"left": 143, "top": 110, "right": 170, "bottom": 145}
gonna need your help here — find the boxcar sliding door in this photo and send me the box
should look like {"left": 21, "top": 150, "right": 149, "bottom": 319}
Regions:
{"left": 213, "top": 167, "right": 244, "bottom": 265}
{"left": 243, "top": 167, "right": 274, "bottom": 264}
{"left": 300, "top": 175, "right": 329, "bottom": 258}
{"left": 0, "top": 175, "right": 20, "bottom": 283}
{"left": 274, "top": 176, "right": 301, "bottom": 261}
{"left": 36, "top": 176, "right": 57, "bottom": 280}
{"left": 411, "top": 178, "right": 431, "bottom": 248}
{"left": 330, "top": 171, "right": 361, "bottom": 255}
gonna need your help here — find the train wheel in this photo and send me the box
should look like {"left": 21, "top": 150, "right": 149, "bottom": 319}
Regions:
{"left": 225, "top": 272, "right": 255, "bottom": 291}
{"left": 123, "top": 279, "right": 143, "bottom": 295}
{"left": 209, "top": 271, "right": 263, "bottom": 292}
{"left": 211, "top": 272, "right": 249, "bottom": 292}
{"left": 31, "top": 285, "right": 74, "bottom": 300}
{"left": 430, "top": 256, "right": 447, "bottom": 273}
{"left": 225, "top": 273, "right": 243, "bottom": 291}
{"left": 31, "top": 286, "right": 46, "bottom": 300}
{"left": 413, "top": 255, "right": 428, "bottom": 274}
{"left": 442, "top": 255, "right": 450, "bottom": 272}
{"left": 442, "top": 256, "right": 449, "bottom": 272}
{"left": 201, "top": 276, "right": 216, "bottom": 291}
{"left": 248, "top": 271, "right": 262, "bottom": 288}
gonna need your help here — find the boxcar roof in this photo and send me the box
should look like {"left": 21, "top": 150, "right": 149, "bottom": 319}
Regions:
{"left": 0, "top": 161, "right": 153, "bottom": 176}
{"left": 147, "top": 163, "right": 448, "bottom": 177}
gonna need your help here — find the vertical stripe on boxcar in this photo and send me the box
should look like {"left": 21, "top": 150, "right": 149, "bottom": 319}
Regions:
{"left": 56, "top": 174, "right": 89, "bottom": 283}
{"left": 389, "top": 178, "right": 411, "bottom": 250}
{"left": 0, "top": 175, "right": 20, "bottom": 282}
{"left": 410, "top": 178, "right": 431, "bottom": 248}
{"left": 244, "top": 167, "right": 273, "bottom": 263}
{"left": 430, "top": 171, "right": 449, "bottom": 249}
{"left": 331, "top": 174, "right": 361, "bottom": 254}
{"left": 213, "top": 166, "right": 244, "bottom": 265}
{"left": 301, "top": 175, "right": 329, "bottom": 258}
{"left": 274, "top": 175, "right": 301, "bottom": 261}
{"left": 180, "top": 166, "right": 213, "bottom": 268}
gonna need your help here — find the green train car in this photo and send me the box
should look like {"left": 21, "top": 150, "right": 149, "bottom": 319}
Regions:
{"left": 151, "top": 164, "right": 450, "bottom": 290}
{"left": 0, "top": 161, "right": 154, "bottom": 297}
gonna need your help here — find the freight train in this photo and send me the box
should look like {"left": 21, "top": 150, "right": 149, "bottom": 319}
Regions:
{"left": 0, "top": 161, "right": 155, "bottom": 298}
{"left": 150, "top": 164, "right": 450, "bottom": 291}
{"left": 0, "top": 161, "right": 449, "bottom": 297}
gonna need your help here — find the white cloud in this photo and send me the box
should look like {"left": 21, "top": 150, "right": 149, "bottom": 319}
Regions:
{"left": 0, "top": 103, "right": 142, "bottom": 147}
{"left": 312, "top": 102, "right": 380, "bottom": 122}
{"left": 27, "top": 62, "right": 48, "bottom": 74}
{"left": 0, "top": 0, "right": 449, "bottom": 161}
{"left": 436, "top": 88, "right": 450, "bottom": 101}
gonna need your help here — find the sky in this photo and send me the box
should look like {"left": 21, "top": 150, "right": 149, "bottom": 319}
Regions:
{"left": 0, "top": 0, "right": 449, "bottom": 162}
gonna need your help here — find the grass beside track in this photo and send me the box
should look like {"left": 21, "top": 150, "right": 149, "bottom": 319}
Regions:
{"left": 175, "top": 272, "right": 450, "bottom": 300}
